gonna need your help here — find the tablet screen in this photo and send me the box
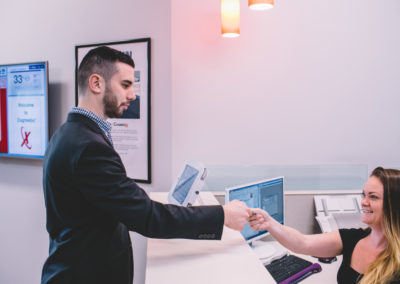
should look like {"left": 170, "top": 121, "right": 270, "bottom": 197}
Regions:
{"left": 172, "top": 165, "right": 199, "bottom": 204}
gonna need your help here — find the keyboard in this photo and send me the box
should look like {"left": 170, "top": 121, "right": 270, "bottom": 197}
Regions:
{"left": 265, "top": 254, "right": 322, "bottom": 284}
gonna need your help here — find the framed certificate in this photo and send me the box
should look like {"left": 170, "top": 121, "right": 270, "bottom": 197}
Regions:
{"left": 75, "top": 38, "right": 151, "bottom": 183}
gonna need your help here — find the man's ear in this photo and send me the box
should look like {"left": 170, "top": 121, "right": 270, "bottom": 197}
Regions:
{"left": 88, "top": 74, "right": 104, "bottom": 94}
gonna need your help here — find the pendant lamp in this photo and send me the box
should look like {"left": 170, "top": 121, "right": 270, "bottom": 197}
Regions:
{"left": 248, "top": 0, "right": 274, "bottom": 10}
{"left": 221, "top": 0, "right": 240, "bottom": 37}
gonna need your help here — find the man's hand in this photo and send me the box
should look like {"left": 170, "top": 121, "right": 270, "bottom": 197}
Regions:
{"left": 222, "top": 200, "right": 251, "bottom": 231}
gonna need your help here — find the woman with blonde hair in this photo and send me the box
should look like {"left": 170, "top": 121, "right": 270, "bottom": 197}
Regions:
{"left": 249, "top": 167, "right": 400, "bottom": 283}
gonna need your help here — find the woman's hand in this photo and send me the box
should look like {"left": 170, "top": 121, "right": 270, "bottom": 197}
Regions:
{"left": 249, "top": 208, "right": 271, "bottom": 231}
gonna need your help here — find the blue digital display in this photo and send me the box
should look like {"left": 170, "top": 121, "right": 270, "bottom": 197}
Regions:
{"left": 228, "top": 177, "right": 284, "bottom": 241}
{"left": 0, "top": 62, "right": 48, "bottom": 159}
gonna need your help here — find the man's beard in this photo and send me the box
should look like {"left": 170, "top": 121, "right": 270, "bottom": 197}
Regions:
{"left": 103, "top": 86, "right": 124, "bottom": 118}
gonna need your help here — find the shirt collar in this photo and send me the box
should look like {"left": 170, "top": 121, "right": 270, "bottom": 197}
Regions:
{"left": 70, "top": 107, "right": 113, "bottom": 145}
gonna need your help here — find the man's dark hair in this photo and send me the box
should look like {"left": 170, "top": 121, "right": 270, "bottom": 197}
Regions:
{"left": 78, "top": 46, "right": 135, "bottom": 94}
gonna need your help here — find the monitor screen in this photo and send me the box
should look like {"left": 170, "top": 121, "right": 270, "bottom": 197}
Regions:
{"left": 0, "top": 62, "right": 48, "bottom": 159}
{"left": 226, "top": 177, "right": 284, "bottom": 242}
{"left": 172, "top": 164, "right": 200, "bottom": 204}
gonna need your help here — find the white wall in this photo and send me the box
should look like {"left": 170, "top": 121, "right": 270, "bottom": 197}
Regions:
{"left": 0, "top": 160, "right": 47, "bottom": 284}
{"left": 171, "top": 0, "right": 400, "bottom": 177}
{"left": 0, "top": 0, "right": 171, "bottom": 283}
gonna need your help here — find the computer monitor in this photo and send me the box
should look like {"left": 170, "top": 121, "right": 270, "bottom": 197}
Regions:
{"left": 225, "top": 176, "right": 285, "bottom": 258}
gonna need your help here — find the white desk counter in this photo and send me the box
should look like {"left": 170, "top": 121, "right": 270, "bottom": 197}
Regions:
{"left": 146, "top": 192, "right": 341, "bottom": 284}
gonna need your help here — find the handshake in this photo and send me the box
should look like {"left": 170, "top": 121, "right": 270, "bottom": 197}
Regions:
{"left": 222, "top": 200, "right": 270, "bottom": 232}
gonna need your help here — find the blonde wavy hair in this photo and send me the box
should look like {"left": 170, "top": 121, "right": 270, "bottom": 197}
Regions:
{"left": 359, "top": 167, "right": 400, "bottom": 284}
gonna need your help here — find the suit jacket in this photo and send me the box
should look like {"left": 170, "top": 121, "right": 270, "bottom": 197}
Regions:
{"left": 42, "top": 113, "right": 224, "bottom": 284}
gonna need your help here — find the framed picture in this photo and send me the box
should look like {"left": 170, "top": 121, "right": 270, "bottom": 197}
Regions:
{"left": 75, "top": 38, "right": 151, "bottom": 183}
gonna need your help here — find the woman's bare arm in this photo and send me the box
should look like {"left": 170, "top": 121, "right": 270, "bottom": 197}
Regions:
{"left": 249, "top": 208, "right": 342, "bottom": 257}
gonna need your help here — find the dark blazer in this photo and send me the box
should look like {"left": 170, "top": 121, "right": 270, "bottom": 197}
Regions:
{"left": 42, "top": 113, "right": 224, "bottom": 284}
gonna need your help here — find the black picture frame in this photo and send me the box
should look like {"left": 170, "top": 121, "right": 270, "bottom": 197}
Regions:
{"left": 75, "top": 38, "right": 151, "bottom": 183}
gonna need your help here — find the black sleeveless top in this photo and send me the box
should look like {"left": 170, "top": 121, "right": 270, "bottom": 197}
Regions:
{"left": 337, "top": 228, "right": 400, "bottom": 284}
{"left": 337, "top": 228, "right": 369, "bottom": 284}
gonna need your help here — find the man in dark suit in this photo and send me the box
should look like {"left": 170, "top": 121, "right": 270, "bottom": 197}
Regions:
{"left": 41, "top": 46, "right": 250, "bottom": 284}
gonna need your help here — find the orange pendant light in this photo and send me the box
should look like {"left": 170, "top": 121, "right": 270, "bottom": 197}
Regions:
{"left": 248, "top": 0, "right": 274, "bottom": 10}
{"left": 221, "top": 0, "right": 240, "bottom": 37}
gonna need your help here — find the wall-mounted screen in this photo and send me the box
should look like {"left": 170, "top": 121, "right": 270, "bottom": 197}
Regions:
{"left": 0, "top": 62, "right": 48, "bottom": 159}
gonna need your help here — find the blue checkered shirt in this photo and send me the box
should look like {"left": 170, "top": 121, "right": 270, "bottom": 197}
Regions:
{"left": 70, "top": 107, "right": 113, "bottom": 145}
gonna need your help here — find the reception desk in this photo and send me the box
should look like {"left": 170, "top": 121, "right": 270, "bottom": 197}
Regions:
{"left": 146, "top": 192, "right": 340, "bottom": 284}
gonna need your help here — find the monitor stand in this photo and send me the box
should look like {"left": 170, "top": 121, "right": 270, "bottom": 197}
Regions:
{"left": 249, "top": 240, "right": 278, "bottom": 260}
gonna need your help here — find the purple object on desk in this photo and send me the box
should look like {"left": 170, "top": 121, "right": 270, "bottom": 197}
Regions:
{"left": 279, "top": 263, "right": 322, "bottom": 284}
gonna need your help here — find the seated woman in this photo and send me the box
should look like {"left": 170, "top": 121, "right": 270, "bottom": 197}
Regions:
{"left": 249, "top": 167, "right": 400, "bottom": 284}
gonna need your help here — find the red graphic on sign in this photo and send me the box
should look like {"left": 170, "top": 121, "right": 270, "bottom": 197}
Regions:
{"left": 20, "top": 127, "right": 32, "bottom": 149}
{"left": 0, "top": 88, "right": 8, "bottom": 153}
